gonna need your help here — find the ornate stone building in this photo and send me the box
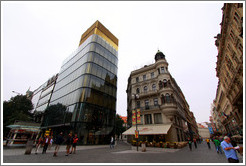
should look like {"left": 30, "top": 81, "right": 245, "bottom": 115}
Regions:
{"left": 213, "top": 3, "right": 243, "bottom": 135}
{"left": 123, "top": 50, "right": 198, "bottom": 143}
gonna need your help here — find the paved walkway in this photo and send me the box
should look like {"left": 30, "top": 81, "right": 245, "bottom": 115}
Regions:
{"left": 3, "top": 141, "right": 244, "bottom": 163}
{"left": 3, "top": 144, "right": 109, "bottom": 156}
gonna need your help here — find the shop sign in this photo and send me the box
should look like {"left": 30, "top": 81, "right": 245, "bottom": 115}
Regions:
{"left": 137, "top": 109, "right": 141, "bottom": 124}
{"left": 135, "top": 130, "right": 139, "bottom": 138}
{"left": 132, "top": 110, "right": 136, "bottom": 125}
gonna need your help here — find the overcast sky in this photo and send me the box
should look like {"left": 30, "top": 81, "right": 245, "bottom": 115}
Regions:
{"left": 2, "top": 1, "right": 224, "bottom": 123}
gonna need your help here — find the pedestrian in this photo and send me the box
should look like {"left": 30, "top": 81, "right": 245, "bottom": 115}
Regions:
{"left": 212, "top": 137, "right": 217, "bottom": 149}
{"left": 35, "top": 136, "right": 43, "bottom": 154}
{"left": 193, "top": 138, "right": 197, "bottom": 149}
{"left": 70, "top": 134, "right": 79, "bottom": 154}
{"left": 214, "top": 137, "right": 223, "bottom": 154}
{"left": 48, "top": 136, "right": 53, "bottom": 150}
{"left": 206, "top": 138, "right": 211, "bottom": 149}
{"left": 42, "top": 135, "right": 50, "bottom": 154}
{"left": 188, "top": 138, "right": 192, "bottom": 151}
{"left": 65, "top": 133, "right": 73, "bottom": 156}
{"left": 53, "top": 132, "right": 64, "bottom": 157}
{"left": 110, "top": 136, "right": 114, "bottom": 149}
{"left": 221, "top": 136, "right": 239, "bottom": 163}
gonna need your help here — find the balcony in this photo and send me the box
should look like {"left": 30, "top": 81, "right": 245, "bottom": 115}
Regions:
{"left": 137, "top": 105, "right": 161, "bottom": 112}
{"left": 137, "top": 90, "right": 159, "bottom": 99}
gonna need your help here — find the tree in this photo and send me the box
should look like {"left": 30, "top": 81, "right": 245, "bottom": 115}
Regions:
{"left": 115, "top": 114, "right": 126, "bottom": 139}
{"left": 3, "top": 95, "right": 33, "bottom": 137}
{"left": 42, "top": 103, "right": 67, "bottom": 127}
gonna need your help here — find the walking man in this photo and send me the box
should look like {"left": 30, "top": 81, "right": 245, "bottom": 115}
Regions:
{"left": 206, "top": 138, "right": 211, "bottom": 149}
{"left": 42, "top": 135, "right": 50, "bottom": 154}
{"left": 110, "top": 136, "right": 114, "bottom": 149}
{"left": 188, "top": 138, "right": 192, "bottom": 151}
{"left": 193, "top": 138, "right": 197, "bottom": 149}
{"left": 53, "top": 132, "right": 64, "bottom": 157}
{"left": 214, "top": 137, "right": 222, "bottom": 154}
{"left": 70, "top": 134, "right": 79, "bottom": 154}
{"left": 65, "top": 133, "right": 73, "bottom": 156}
{"left": 221, "top": 136, "right": 239, "bottom": 163}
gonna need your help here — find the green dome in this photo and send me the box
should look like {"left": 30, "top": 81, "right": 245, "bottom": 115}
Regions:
{"left": 155, "top": 50, "right": 165, "bottom": 62}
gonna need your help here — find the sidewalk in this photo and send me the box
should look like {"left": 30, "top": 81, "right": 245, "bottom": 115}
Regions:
{"left": 3, "top": 145, "right": 108, "bottom": 156}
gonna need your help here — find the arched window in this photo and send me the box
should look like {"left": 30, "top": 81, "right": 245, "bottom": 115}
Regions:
{"left": 152, "top": 84, "right": 156, "bottom": 91}
{"left": 144, "top": 86, "right": 148, "bottom": 92}
{"left": 165, "top": 93, "right": 170, "bottom": 103}
{"left": 167, "top": 80, "right": 171, "bottom": 85}
{"left": 170, "top": 94, "right": 175, "bottom": 103}
{"left": 163, "top": 79, "right": 167, "bottom": 87}
{"left": 159, "top": 81, "right": 163, "bottom": 89}
{"left": 161, "top": 94, "right": 165, "bottom": 104}
{"left": 136, "top": 88, "right": 140, "bottom": 94}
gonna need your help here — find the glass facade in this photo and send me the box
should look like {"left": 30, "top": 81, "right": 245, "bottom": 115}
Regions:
{"left": 49, "top": 33, "right": 118, "bottom": 144}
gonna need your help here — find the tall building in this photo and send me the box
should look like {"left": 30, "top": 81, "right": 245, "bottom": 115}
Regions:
{"left": 30, "top": 74, "right": 58, "bottom": 122}
{"left": 212, "top": 3, "right": 243, "bottom": 135}
{"left": 44, "top": 20, "right": 118, "bottom": 144}
{"left": 123, "top": 50, "right": 198, "bottom": 143}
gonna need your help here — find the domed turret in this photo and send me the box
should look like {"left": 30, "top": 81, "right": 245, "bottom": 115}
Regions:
{"left": 155, "top": 50, "right": 165, "bottom": 62}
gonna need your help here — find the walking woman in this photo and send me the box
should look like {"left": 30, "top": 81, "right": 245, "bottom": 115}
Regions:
{"left": 206, "top": 138, "right": 211, "bottom": 149}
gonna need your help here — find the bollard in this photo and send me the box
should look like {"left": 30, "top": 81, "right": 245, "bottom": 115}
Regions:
{"left": 25, "top": 139, "right": 34, "bottom": 155}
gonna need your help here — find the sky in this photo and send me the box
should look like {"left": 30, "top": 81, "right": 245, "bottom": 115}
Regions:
{"left": 2, "top": 1, "right": 224, "bottom": 123}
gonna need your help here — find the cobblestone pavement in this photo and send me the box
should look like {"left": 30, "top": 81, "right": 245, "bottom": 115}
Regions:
{"left": 2, "top": 141, "right": 244, "bottom": 164}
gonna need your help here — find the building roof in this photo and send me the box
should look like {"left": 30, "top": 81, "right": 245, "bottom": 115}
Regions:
{"left": 79, "top": 20, "right": 118, "bottom": 50}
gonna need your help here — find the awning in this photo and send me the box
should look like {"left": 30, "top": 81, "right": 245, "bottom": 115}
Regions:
{"left": 123, "top": 124, "right": 172, "bottom": 135}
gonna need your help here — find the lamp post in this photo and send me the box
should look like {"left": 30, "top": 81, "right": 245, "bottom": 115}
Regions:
{"left": 132, "top": 93, "right": 139, "bottom": 151}
{"left": 12, "top": 91, "right": 21, "bottom": 95}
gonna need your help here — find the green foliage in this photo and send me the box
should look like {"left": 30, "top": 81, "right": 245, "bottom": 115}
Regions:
{"left": 3, "top": 95, "right": 33, "bottom": 137}
{"left": 115, "top": 114, "right": 126, "bottom": 137}
{"left": 42, "top": 103, "right": 67, "bottom": 127}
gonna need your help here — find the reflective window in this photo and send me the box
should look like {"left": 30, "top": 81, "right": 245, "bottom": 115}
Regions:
{"left": 143, "top": 75, "right": 146, "bottom": 81}
{"left": 152, "top": 84, "right": 156, "bottom": 91}
{"left": 151, "top": 72, "right": 154, "bottom": 78}
{"left": 145, "top": 100, "right": 149, "bottom": 109}
{"left": 144, "top": 114, "right": 152, "bottom": 124}
{"left": 154, "top": 113, "right": 162, "bottom": 124}
{"left": 160, "top": 67, "right": 165, "bottom": 73}
{"left": 154, "top": 98, "right": 158, "bottom": 106}
{"left": 144, "top": 86, "right": 148, "bottom": 92}
{"left": 136, "top": 88, "right": 140, "bottom": 94}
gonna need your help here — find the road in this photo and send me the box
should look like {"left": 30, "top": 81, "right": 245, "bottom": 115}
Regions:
{"left": 2, "top": 141, "right": 244, "bottom": 164}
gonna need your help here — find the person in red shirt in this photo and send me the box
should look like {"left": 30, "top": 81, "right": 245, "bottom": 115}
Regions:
{"left": 193, "top": 138, "right": 197, "bottom": 149}
{"left": 35, "top": 136, "right": 44, "bottom": 154}
{"left": 70, "top": 134, "right": 79, "bottom": 154}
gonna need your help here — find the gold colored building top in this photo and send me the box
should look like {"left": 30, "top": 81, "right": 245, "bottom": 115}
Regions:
{"left": 79, "top": 20, "right": 118, "bottom": 50}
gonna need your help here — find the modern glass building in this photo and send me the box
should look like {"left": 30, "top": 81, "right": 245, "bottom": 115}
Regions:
{"left": 47, "top": 20, "right": 118, "bottom": 144}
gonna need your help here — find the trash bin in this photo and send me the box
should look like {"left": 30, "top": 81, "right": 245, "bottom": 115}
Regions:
{"left": 141, "top": 143, "right": 146, "bottom": 152}
{"left": 25, "top": 139, "right": 34, "bottom": 155}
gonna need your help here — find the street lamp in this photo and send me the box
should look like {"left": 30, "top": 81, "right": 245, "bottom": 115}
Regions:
{"left": 12, "top": 91, "right": 21, "bottom": 95}
{"left": 132, "top": 93, "right": 139, "bottom": 151}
